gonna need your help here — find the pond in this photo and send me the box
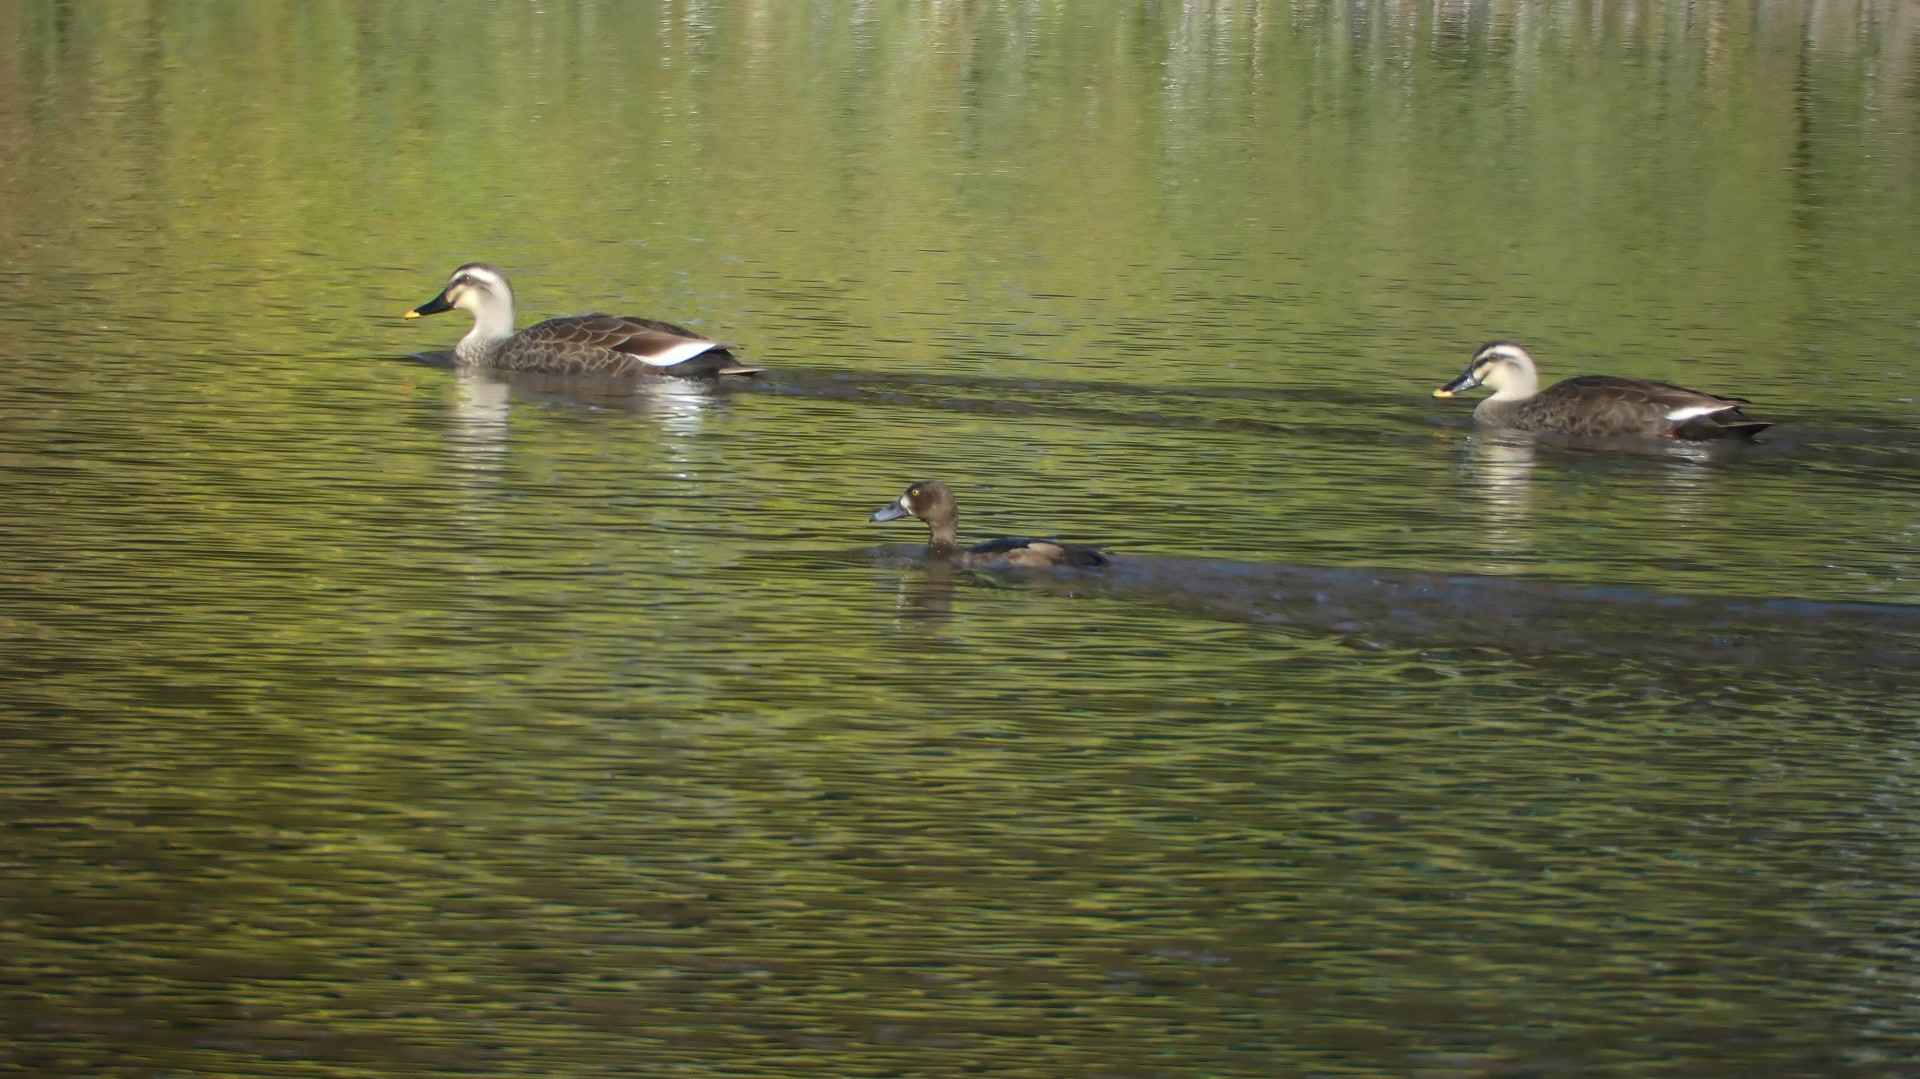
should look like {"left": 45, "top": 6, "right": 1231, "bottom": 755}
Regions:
{"left": 1, "top": 2, "right": 1917, "bottom": 1076}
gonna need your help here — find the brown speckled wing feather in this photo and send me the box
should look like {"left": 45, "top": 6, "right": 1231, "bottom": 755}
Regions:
{"left": 1514, "top": 376, "right": 1760, "bottom": 439}
{"left": 492, "top": 315, "right": 745, "bottom": 376}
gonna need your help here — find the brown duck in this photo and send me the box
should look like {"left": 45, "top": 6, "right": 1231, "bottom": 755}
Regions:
{"left": 869, "top": 481, "right": 1109, "bottom": 568}
{"left": 1433, "top": 341, "right": 1770, "bottom": 440}
{"left": 405, "top": 263, "right": 762, "bottom": 377}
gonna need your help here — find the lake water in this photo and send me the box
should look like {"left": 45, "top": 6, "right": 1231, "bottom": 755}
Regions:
{"left": 2, "top": 2, "right": 1918, "bottom": 1076}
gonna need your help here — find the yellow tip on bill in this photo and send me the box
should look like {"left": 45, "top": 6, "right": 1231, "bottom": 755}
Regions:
{"left": 403, "top": 309, "right": 421, "bottom": 319}
{"left": 1432, "top": 388, "right": 1454, "bottom": 398}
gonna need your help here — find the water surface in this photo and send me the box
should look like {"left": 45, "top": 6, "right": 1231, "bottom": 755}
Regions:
{"left": 2, "top": 3, "right": 1918, "bottom": 1076}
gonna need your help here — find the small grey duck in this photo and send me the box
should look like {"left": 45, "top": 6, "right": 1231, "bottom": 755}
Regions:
{"left": 405, "top": 263, "right": 762, "bottom": 377}
{"left": 869, "top": 481, "right": 1110, "bottom": 568}
{"left": 1434, "top": 341, "right": 1771, "bottom": 440}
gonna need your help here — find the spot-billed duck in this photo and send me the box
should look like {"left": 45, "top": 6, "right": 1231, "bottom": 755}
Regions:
{"left": 405, "top": 263, "right": 762, "bottom": 377}
{"left": 1433, "top": 341, "right": 1770, "bottom": 440}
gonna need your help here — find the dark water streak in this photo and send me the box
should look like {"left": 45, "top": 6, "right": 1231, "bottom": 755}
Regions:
{"left": 843, "top": 542, "right": 1920, "bottom": 681}
{"left": 428, "top": 354, "right": 1920, "bottom": 458}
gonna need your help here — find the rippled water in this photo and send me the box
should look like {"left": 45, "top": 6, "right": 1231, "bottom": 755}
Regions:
{"left": 2, "top": 2, "right": 1918, "bottom": 1076}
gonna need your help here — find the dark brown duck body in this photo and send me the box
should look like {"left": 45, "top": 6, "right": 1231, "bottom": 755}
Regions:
{"left": 869, "top": 480, "right": 1109, "bottom": 569}
{"left": 492, "top": 314, "right": 758, "bottom": 377}
{"left": 1434, "top": 341, "right": 1770, "bottom": 441}
{"left": 405, "top": 263, "right": 762, "bottom": 378}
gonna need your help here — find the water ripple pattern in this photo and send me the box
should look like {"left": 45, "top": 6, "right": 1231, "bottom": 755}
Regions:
{"left": 1, "top": 3, "right": 1917, "bottom": 1078}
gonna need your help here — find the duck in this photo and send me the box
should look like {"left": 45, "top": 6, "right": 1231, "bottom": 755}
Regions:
{"left": 1433, "top": 340, "right": 1771, "bottom": 440}
{"left": 868, "top": 481, "right": 1110, "bottom": 568}
{"left": 404, "top": 263, "right": 762, "bottom": 377}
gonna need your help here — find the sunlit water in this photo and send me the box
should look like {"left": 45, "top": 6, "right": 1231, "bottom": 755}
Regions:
{"left": 2, "top": 3, "right": 1918, "bottom": 1076}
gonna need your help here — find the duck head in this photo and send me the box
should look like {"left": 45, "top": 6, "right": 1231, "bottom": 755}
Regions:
{"left": 405, "top": 263, "right": 516, "bottom": 344}
{"left": 871, "top": 480, "right": 960, "bottom": 550}
{"left": 1435, "top": 340, "right": 1540, "bottom": 400}
{"left": 871, "top": 479, "right": 957, "bottom": 522}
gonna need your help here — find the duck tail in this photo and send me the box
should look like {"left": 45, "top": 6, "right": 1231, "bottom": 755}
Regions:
{"left": 1719, "top": 420, "right": 1774, "bottom": 441}
{"left": 1066, "top": 547, "right": 1111, "bottom": 567}
{"left": 1676, "top": 415, "right": 1773, "bottom": 441}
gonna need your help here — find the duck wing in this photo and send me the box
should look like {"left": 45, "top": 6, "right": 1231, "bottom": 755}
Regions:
{"left": 963, "top": 536, "right": 1110, "bottom": 568}
{"left": 1535, "top": 376, "right": 1764, "bottom": 439}
{"left": 508, "top": 314, "right": 733, "bottom": 368}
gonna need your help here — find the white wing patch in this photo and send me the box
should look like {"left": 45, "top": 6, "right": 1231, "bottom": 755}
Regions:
{"left": 641, "top": 339, "right": 724, "bottom": 367}
{"left": 1664, "top": 404, "right": 1730, "bottom": 421}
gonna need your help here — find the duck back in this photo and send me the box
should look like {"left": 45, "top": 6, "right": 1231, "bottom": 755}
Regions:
{"left": 960, "top": 536, "right": 1110, "bottom": 568}
{"left": 1482, "top": 375, "right": 1770, "bottom": 440}
{"left": 493, "top": 315, "right": 755, "bottom": 376}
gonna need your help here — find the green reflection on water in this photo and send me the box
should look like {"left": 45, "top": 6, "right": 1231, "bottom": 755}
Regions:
{"left": 1, "top": 2, "right": 1917, "bottom": 1077}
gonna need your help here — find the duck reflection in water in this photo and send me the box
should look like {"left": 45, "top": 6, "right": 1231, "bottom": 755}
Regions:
{"left": 448, "top": 370, "right": 513, "bottom": 472}
{"left": 1459, "top": 425, "right": 1738, "bottom": 556}
{"left": 442, "top": 365, "right": 725, "bottom": 439}
{"left": 884, "top": 556, "right": 963, "bottom": 617}
{"left": 1464, "top": 435, "right": 1539, "bottom": 575}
